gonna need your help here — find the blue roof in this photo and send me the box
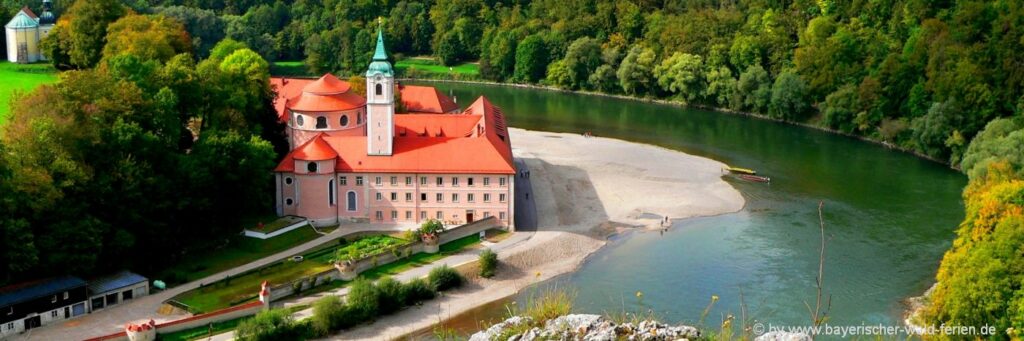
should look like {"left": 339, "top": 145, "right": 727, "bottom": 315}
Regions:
{"left": 0, "top": 276, "right": 87, "bottom": 307}
{"left": 87, "top": 271, "right": 148, "bottom": 294}
{"left": 5, "top": 12, "right": 38, "bottom": 29}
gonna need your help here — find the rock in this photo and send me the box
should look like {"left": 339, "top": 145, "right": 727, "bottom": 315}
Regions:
{"left": 755, "top": 331, "right": 813, "bottom": 341}
{"left": 471, "top": 314, "right": 700, "bottom": 341}
{"left": 469, "top": 316, "right": 533, "bottom": 341}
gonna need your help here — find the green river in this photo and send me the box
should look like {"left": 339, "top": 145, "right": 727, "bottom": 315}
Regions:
{"left": 413, "top": 81, "right": 967, "bottom": 333}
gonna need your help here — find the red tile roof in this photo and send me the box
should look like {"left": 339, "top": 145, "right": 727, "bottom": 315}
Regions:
{"left": 20, "top": 6, "right": 37, "bottom": 19}
{"left": 304, "top": 73, "right": 350, "bottom": 94}
{"left": 270, "top": 77, "right": 314, "bottom": 121}
{"left": 275, "top": 96, "right": 514, "bottom": 174}
{"left": 399, "top": 85, "right": 459, "bottom": 114}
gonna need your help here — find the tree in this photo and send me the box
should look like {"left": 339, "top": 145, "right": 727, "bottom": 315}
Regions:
{"left": 655, "top": 52, "right": 704, "bottom": 103}
{"left": 822, "top": 84, "right": 859, "bottom": 133}
{"left": 513, "top": 34, "right": 548, "bottom": 83}
{"left": 388, "top": 1, "right": 433, "bottom": 55}
{"left": 960, "top": 118, "right": 1024, "bottom": 180}
{"left": 704, "top": 65, "right": 736, "bottom": 107}
{"left": 64, "top": 0, "right": 126, "bottom": 68}
{"left": 911, "top": 100, "right": 962, "bottom": 160}
{"left": 768, "top": 70, "right": 810, "bottom": 121}
{"left": 435, "top": 31, "right": 464, "bottom": 66}
{"left": 544, "top": 60, "right": 572, "bottom": 89}
{"left": 103, "top": 14, "right": 191, "bottom": 63}
{"left": 617, "top": 46, "right": 656, "bottom": 96}
{"left": 236, "top": 309, "right": 299, "bottom": 341}
{"left": 735, "top": 64, "right": 771, "bottom": 113}
{"left": 588, "top": 64, "right": 618, "bottom": 93}
{"left": 155, "top": 6, "right": 226, "bottom": 59}
{"left": 560, "top": 37, "right": 602, "bottom": 90}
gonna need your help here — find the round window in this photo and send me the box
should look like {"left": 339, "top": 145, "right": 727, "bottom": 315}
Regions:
{"left": 285, "top": 198, "right": 294, "bottom": 206}
{"left": 296, "top": 115, "right": 304, "bottom": 126}
{"left": 285, "top": 177, "right": 293, "bottom": 185}
{"left": 340, "top": 115, "right": 349, "bottom": 127}
{"left": 307, "top": 162, "right": 318, "bottom": 173}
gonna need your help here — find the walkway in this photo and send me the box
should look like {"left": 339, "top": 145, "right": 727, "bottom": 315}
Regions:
{"left": 14, "top": 223, "right": 412, "bottom": 341}
{"left": 513, "top": 158, "right": 538, "bottom": 231}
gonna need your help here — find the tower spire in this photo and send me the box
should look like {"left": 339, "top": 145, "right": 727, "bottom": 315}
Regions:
{"left": 372, "top": 17, "right": 388, "bottom": 61}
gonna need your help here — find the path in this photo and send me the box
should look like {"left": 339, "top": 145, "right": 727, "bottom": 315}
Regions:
{"left": 15, "top": 223, "right": 413, "bottom": 341}
{"left": 513, "top": 159, "right": 538, "bottom": 231}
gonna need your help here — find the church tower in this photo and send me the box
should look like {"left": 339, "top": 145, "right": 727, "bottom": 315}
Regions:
{"left": 365, "top": 23, "right": 394, "bottom": 156}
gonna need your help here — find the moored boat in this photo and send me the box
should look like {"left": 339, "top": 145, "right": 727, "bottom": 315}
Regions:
{"left": 738, "top": 174, "right": 771, "bottom": 183}
{"left": 724, "top": 166, "right": 757, "bottom": 175}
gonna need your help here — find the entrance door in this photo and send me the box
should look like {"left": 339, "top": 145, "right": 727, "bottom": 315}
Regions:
{"left": 24, "top": 315, "right": 41, "bottom": 330}
{"left": 64, "top": 306, "right": 70, "bottom": 319}
{"left": 466, "top": 212, "right": 474, "bottom": 223}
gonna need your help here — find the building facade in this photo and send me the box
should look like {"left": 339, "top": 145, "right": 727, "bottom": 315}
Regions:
{"left": 0, "top": 276, "right": 88, "bottom": 338}
{"left": 4, "top": 1, "right": 55, "bottom": 64}
{"left": 272, "top": 29, "right": 515, "bottom": 229}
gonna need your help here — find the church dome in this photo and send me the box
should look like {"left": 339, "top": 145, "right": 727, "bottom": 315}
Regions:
{"left": 303, "top": 74, "right": 350, "bottom": 95}
{"left": 366, "top": 61, "right": 393, "bottom": 77}
{"left": 38, "top": 11, "right": 54, "bottom": 25}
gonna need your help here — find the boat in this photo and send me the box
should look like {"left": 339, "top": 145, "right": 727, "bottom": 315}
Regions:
{"left": 738, "top": 174, "right": 771, "bottom": 183}
{"left": 724, "top": 166, "right": 757, "bottom": 175}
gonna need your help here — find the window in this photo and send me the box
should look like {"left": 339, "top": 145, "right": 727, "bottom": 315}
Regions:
{"left": 405, "top": 177, "right": 412, "bottom": 186}
{"left": 296, "top": 115, "right": 304, "bottom": 126}
{"left": 52, "top": 295, "right": 57, "bottom": 303}
{"left": 285, "top": 177, "right": 293, "bottom": 185}
{"left": 7, "top": 322, "right": 13, "bottom": 330}
{"left": 468, "top": 177, "right": 474, "bottom": 186}
{"left": 484, "top": 212, "right": 492, "bottom": 218}
{"left": 6, "top": 307, "right": 12, "bottom": 316}
{"left": 500, "top": 193, "right": 507, "bottom": 202}
{"left": 420, "top": 211, "right": 427, "bottom": 220}
{"left": 375, "top": 83, "right": 383, "bottom": 96}
{"left": 421, "top": 193, "right": 427, "bottom": 201}
{"left": 316, "top": 116, "right": 328, "bottom": 129}
{"left": 357, "top": 112, "right": 363, "bottom": 124}
{"left": 51, "top": 310, "right": 57, "bottom": 318}
{"left": 405, "top": 211, "right": 412, "bottom": 219}
{"left": 376, "top": 192, "right": 383, "bottom": 201}
{"left": 307, "top": 162, "right": 318, "bottom": 173}
{"left": 420, "top": 177, "right": 427, "bottom": 185}
{"left": 437, "top": 211, "right": 443, "bottom": 220}
{"left": 390, "top": 176, "right": 397, "bottom": 185}
{"left": 390, "top": 210, "right": 397, "bottom": 220}
{"left": 452, "top": 193, "right": 459, "bottom": 202}
{"left": 500, "top": 177, "right": 507, "bottom": 187}
{"left": 500, "top": 212, "right": 506, "bottom": 220}
{"left": 340, "top": 176, "right": 348, "bottom": 186}
{"left": 63, "top": 292, "right": 69, "bottom": 300}
{"left": 405, "top": 192, "right": 412, "bottom": 202}
{"left": 452, "top": 177, "right": 459, "bottom": 186}
{"left": 122, "top": 290, "right": 133, "bottom": 301}
{"left": 436, "top": 177, "right": 443, "bottom": 186}
{"left": 484, "top": 193, "right": 491, "bottom": 202}
{"left": 347, "top": 191, "right": 357, "bottom": 211}
{"left": 390, "top": 192, "right": 397, "bottom": 201}
{"left": 328, "top": 179, "right": 336, "bottom": 206}
{"left": 356, "top": 176, "right": 364, "bottom": 186}
{"left": 340, "top": 115, "right": 349, "bottom": 127}
{"left": 483, "top": 177, "right": 490, "bottom": 186}
{"left": 375, "top": 211, "right": 383, "bottom": 220}
{"left": 436, "top": 193, "right": 443, "bottom": 202}
{"left": 285, "top": 198, "right": 294, "bottom": 206}
{"left": 467, "top": 193, "right": 475, "bottom": 202}
{"left": 375, "top": 177, "right": 382, "bottom": 186}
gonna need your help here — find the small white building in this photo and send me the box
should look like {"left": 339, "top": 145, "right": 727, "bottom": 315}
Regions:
{"left": 4, "top": 0, "right": 56, "bottom": 64}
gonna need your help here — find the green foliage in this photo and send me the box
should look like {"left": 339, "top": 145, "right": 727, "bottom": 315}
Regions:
{"left": 154, "top": 6, "right": 226, "bottom": 59}
{"left": 401, "top": 278, "right": 436, "bottom": 305}
{"left": 735, "top": 64, "right": 771, "bottom": 113}
{"left": 311, "top": 295, "right": 345, "bottom": 335}
{"left": 102, "top": 14, "right": 191, "bottom": 63}
{"left": 236, "top": 308, "right": 300, "bottom": 341}
{"left": 616, "top": 46, "right": 656, "bottom": 96}
{"left": 478, "top": 248, "right": 498, "bottom": 278}
{"left": 769, "top": 70, "right": 809, "bottom": 121}
{"left": 418, "top": 219, "right": 445, "bottom": 236}
{"left": 655, "top": 53, "right": 705, "bottom": 103}
{"left": 346, "top": 278, "right": 380, "bottom": 320}
{"left": 428, "top": 265, "right": 463, "bottom": 291}
{"left": 961, "top": 118, "right": 1024, "bottom": 180}
{"left": 375, "top": 276, "right": 405, "bottom": 314}
{"left": 513, "top": 35, "right": 549, "bottom": 83}
{"left": 822, "top": 84, "right": 859, "bottom": 133}
{"left": 55, "top": 0, "right": 127, "bottom": 69}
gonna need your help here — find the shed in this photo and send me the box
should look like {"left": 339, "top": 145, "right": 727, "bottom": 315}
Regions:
{"left": 87, "top": 271, "right": 148, "bottom": 312}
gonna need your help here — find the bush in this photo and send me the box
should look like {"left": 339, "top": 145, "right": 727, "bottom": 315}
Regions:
{"left": 401, "top": 278, "right": 436, "bottom": 305}
{"left": 346, "top": 278, "right": 380, "bottom": 320}
{"left": 311, "top": 296, "right": 344, "bottom": 336}
{"left": 479, "top": 248, "right": 498, "bottom": 278}
{"left": 235, "top": 308, "right": 300, "bottom": 341}
{"left": 428, "top": 265, "right": 464, "bottom": 292}
{"left": 375, "top": 277, "right": 405, "bottom": 314}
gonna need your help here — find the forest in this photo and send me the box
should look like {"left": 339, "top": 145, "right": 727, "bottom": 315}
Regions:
{"left": 1, "top": 0, "right": 1023, "bottom": 333}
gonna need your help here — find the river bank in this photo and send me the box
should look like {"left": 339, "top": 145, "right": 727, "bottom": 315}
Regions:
{"left": 327, "top": 128, "right": 745, "bottom": 340}
{"left": 402, "top": 77, "right": 954, "bottom": 168}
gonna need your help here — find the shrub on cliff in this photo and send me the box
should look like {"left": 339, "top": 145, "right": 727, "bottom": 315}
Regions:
{"left": 924, "top": 161, "right": 1024, "bottom": 336}
{"left": 479, "top": 248, "right": 498, "bottom": 278}
{"left": 428, "top": 265, "right": 464, "bottom": 291}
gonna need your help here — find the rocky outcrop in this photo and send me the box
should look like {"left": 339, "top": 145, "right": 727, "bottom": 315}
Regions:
{"left": 469, "top": 314, "right": 701, "bottom": 341}
{"left": 754, "top": 331, "right": 812, "bottom": 341}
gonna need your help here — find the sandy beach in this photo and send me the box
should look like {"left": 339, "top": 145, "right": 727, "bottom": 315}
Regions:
{"left": 331, "top": 128, "right": 745, "bottom": 340}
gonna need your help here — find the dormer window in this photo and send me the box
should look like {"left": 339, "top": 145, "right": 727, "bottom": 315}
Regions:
{"left": 340, "top": 115, "right": 349, "bottom": 127}
{"left": 316, "top": 116, "right": 327, "bottom": 129}
{"left": 307, "top": 162, "right": 318, "bottom": 173}
{"left": 295, "top": 115, "right": 304, "bottom": 127}
{"left": 375, "top": 83, "right": 382, "bottom": 96}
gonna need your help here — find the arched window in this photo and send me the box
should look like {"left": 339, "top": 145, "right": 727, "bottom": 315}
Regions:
{"left": 285, "top": 198, "right": 294, "bottom": 206}
{"left": 307, "top": 162, "right": 318, "bottom": 173}
{"left": 347, "top": 191, "right": 357, "bottom": 211}
{"left": 316, "top": 116, "right": 327, "bottom": 129}
{"left": 340, "top": 115, "right": 349, "bottom": 127}
{"left": 296, "top": 115, "right": 304, "bottom": 127}
{"left": 328, "top": 179, "right": 335, "bottom": 206}
{"left": 357, "top": 112, "right": 362, "bottom": 124}
{"left": 375, "top": 83, "right": 383, "bottom": 96}
{"left": 284, "top": 177, "right": 293, "bottom": 185}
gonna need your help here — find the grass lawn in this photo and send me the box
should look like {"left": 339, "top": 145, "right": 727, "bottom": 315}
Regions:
{"left": 152, "top": 226, "right": 322, "bottom": 287}
{"left": 271, "top": 61, "right": 312, "bottom": 77}
{"left": 173, "top": 235, "right": 410, "bottom": 313}
{"left": 0, "top": 62, "right": 57, "bottom": 124}
{"left": 157, "top": 316, "right": 248, "bottom": 341}
{"left": 395, "top": 57, "right": 480, "bottom": 77}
